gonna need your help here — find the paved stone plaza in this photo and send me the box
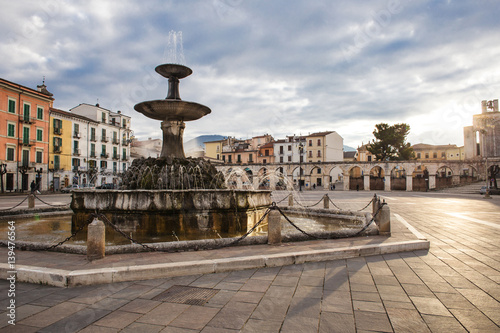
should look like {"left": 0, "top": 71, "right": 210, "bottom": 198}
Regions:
{"left": 0, "top": 190, "right": 499, "bottom": 332}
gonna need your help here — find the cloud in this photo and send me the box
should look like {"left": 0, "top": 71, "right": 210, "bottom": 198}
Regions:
{"left": 1, "top": 0, "right": 500, "bottom": 147}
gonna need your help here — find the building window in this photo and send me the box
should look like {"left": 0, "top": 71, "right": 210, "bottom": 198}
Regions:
{"left": 280, "top": 146, "right": 284, "bottom": 154}
{"left": 6, "top": 147, "right": 15, "bottom": 161}
{"left": 7, "top": 123, "right": 15, "bottom": 137}
{"left": 100, "top": 161, "right": 107, "bottom": 169}
{"left": 72, "top": 158, "right": 80, "bottom": 169}
{"left": 23, "top": 103, "right": 30, "bottom": 120}
{"left": 37, "top": 129, "right": 43, "bottom": 141}
{"left": 441, "top": 152, "right": 446, "bottom": 158}
{"left": 248, "top": 154, "right": 253, "bottom": 162}
{"left": 37, "top": 107, "right": 43, "bottom": 120}
{"left": 228, "top": 155, "right": 232, "bottom": 163}
{"left": 8, "top": 99, "right": 16, "bottom": 113}
{"left": 123, "top": 163, "right": 127, "bottom": 171}
{"left": 263, "top": 159, "right": 267, "bottom": 164}
{"left": 222, "top": 155, "right": 225, "bottom": 162}
{"left": 417, "top": 153, "right": 421, "bottom": 159}
{"left": 317, "top": 168, "right": 322, "bottom": 174}
{"left": 265, "top": 149, "right": 269, "bottom": 156}
{"left": 22, "top": 150, "right": 29, "bottom": 167}
{"left": 122, "top": 148, "right": 127, "bottom": 160}
{"left": 425, "top": 153, "right": 429, "bottom": 159}
{"left": 113, "top": 162, "right": 117, "bottom": 173}
{"left": 54, "top": 155, "right": 60, "bottom": 170}
{"left": 216, "top": 154, "right": 220, "bottom": 160}
{"left": 53, "top": 119, "right": 62, "bottom": 134}
{"left": 317, "top": 150, "right": 321, "bottom": 157}
{"left": 22, "top": 127, "right": 30, "bottom": 145}
{"left": 237, "top": 154, "right": 241, "bottom": 163}
{"left": 308, "top": 151, "right": 312, "bottom": 158}
{"left": 288, "top": 156, "right": 292, "bottom": 162}
{"left": 317, "top": 139, "right": 321, "bottom": 146}
{"left": 288, "top": 145, "right": 291, "bottom": 151}
{"left": 280, "top": 156, "right": 283, "bottom": 163}
{"left": 73, "top": 141, "right": 79, "bottom": 155}
{"left": 101, "top": 145, "right": 106, "bottom": 156}
{"left": 90, "top": 143, "right": 96, "bottom": 157}
{"left": 367, "top": 155, "right": 372, "bottom": 162}
{"left": 102, "top": 112, "right": 106, "bottom": 123}
{"left": 90, "top": 128, "right": 96, "bottom": 141}
{"left": 113, "top": 147, "right": 118, "bottom": 159}
{"left": 433, "top": 152, "right": 437, "bottom": 159}
{"left": 309, "top": 140, "right": 312, "bottom": 147}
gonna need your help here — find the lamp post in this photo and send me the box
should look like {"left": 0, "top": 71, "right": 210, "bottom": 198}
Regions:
{"left": 0, "top": 163, "right": 6, "bottom": 193}
{"left": 298, "top": 142, "right": 304, "bottom": 191}
{"left": 34, "top": 167, "right": 43, "bottom": 192}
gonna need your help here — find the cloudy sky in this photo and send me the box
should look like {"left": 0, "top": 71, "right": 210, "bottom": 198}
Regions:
{"left": 2, "top": 0, "right": 500, "bottom": 148}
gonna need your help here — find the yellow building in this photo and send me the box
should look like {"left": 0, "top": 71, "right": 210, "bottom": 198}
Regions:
{"left": 204, "top": 140, "right": 224, "bottom": 161}
{"left": 411, "top": 144, "right": 464, "bottom": 161}
{"left": 49, "top": 108, "right": 74, "bottom": 189}
{"left": 357, "top": 143, "right": 376, "bottom": 162}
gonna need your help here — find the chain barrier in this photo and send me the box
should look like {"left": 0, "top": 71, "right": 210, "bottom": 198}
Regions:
{"left": 96, "top": 213, "right": 158, "bottom": 251}
{"left": 0, "top": 195, "right": 30, "bottom": 211}
{"left": 273, "top": 193, "right": 291, "bottom": 204}
{"left": 275, "top": 201, "right": 387, "bottom": 240}
{"left": 327, "top": 196, "right": 374, "bottom": 212}
{"left": 34, "top": 213, "right": 96, "bottom": 251}
{"left": 33, "top": 193, "right": 70, "bottom": 208}
{"left": 293, "top": 196, "right": 324, "bottom": 208}
{"left": 221, "top": 207, "right": 272, "bottom": 247}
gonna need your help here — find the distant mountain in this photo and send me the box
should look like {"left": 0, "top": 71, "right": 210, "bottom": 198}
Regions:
{"left": 343, "top": 145, "right": 356, "bottom": 152}
{"left": 184, "top": 135, "right": 226, "bottom": 152}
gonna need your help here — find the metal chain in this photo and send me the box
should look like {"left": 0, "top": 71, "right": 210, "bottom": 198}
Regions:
{"left": 221, "top": 207, "right": 272, "bottom": 247}
{"left": 293, "top": 196, "right": 324, "bottom": 208}
{"left": 35, "top": 213, "right": 96, "bottom": 251}
{"left": 0, "top": 195, "right": 30, "bottom": 211}
{"left": 33, "top": 193, "right": 70, "bottom": 207}
{"left": 273, "top": 194, "right": 291, "bottom": 204}
{"left": 96, "top": 213, "right": 157, "bottom": 251}
{"left": 275, "top": 202, "right": 387, "bottom": 240}
{"left": 328, "top": 196, "right": 374, "bottom": 212}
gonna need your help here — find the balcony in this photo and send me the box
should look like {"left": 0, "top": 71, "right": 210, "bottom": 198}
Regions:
{"left": 122, "top": 156, "right": 129, "bottom": 161}
{"left": 73, "top": 149, "right": 81, "bottom": 156}
{"left": 122, "top": 139, "right": 129, "bottom": 146}
{"left": 53, "top": 146, "right": 62, "bottom": 153}
{"left": 100, "top": 153, "right": 109, "bottom": 159}
{"left": 90, "top": 152, "right": 97, "bottom": 158}
{"left": 20, "top": 138, "right": 36, "bottom": 146}
{"left": 19, "top": 115, "right": 35, "bottom": 124}
{"left": 73, "top": 132, "right": 81, "bottom": 139}
{"left": 54, "top": 127, "right": 62, "bottom": 135}
{"left": 112, "top": 154, "right": 119, "bottom": 160}
{"left": 112, "top": 138, "right": 119, "bottom": 145}
{"left": 101, "top": 136, "right": 109, "bottom": 143}
{"left": 90, "top": 135, "right": 97, "bottom": 142}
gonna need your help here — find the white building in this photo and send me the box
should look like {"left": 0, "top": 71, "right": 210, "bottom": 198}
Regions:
{"left": 70, "top": 103, "right": 132, "bottom": 186}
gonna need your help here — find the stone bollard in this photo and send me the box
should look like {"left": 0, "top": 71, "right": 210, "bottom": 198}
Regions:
{"left": 87, "top": 218, "right": 106, "bottom": 261}
{"left": 268, "top": 209, "right": 281, "bottom": 245}
{"left": 288, "top": 193, "right": 293, "bottom": 207}
{"left": 376, "top": 202, "right": 391, "bottom": 235}
{"left": 28, "top": 194, "right": 35, "bottom": 209}
{"left": 323, "top": 194, "right": 329, "bottom": 209}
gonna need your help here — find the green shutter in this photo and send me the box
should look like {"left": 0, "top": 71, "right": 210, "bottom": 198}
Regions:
{"left": 7, "top": 124, "right": 15, "bottom": 137}
{"left": 8, "top": 100, "right": 15, "bottom": 113}
{"left": 37, "top": 129, "right": 43, "bottom": 141}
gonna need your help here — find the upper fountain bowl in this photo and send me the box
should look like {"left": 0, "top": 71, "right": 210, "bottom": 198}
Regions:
{"left": 134, "top": 100, "right": 211, "bottom": 121}
{"left": 155, "top": 64, "right": 192, "bottom": 79}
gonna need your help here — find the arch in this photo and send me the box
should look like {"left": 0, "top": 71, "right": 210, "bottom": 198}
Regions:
{"left": 329, "top": 166, "right": 343, "bottom": 190}
{"left": 436, "top": 166, "right": 453, "bottom": 189}
{"left": 390, "top": 166, "right": 406, "bottom": 191}
{"left": 349, "top": 166, "right": 363, "bottom": 190}
{"left": 291, "top": 166, "right": 305, "bottom": 189}
{"left": 310, "top": 166, "right": 323, "bottom": 188}
{"left": 369, "top": 166, "right": 385, "bottom": 190}
{"left": 412, "top": 165, "right": 429, "bottom": 191}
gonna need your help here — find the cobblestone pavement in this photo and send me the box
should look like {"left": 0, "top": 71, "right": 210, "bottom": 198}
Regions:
{"left": 0, "top": 191, "right": 499, "bottom": 332}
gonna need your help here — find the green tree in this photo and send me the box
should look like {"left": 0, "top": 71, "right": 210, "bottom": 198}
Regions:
{"left": 367, "top": 123, "right": 415, "bottom": 161}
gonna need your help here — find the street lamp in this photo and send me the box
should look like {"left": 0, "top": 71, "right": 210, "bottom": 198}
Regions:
{"left": 0, "top": 163, "right": 6, "bottom": 193}
{"left": 298, "top": 142, "right": 304, "bottom": 191}
{"left": 34, "top": 167, "right": 43, "bottom": 192}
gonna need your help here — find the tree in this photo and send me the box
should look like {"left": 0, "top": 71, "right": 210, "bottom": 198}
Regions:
{"left": 367, "top": 123, "right": 415, "bottom": 161}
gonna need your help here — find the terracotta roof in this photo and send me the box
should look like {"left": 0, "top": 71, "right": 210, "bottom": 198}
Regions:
{"left": 0, "top": 77, "right": 55, "bottom": 100}
{"left": 49, "top": 107, "right": 99, "bottom": 123}
{"left": 259, "top": 142, "right": 274, "bottom": 149}
{"left": 307, "top": 131, "right": 334, "bottom": 137}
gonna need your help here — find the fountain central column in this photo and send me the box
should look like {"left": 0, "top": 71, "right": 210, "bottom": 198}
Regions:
{"left": 161, "top": 120, "right": 185, "bottom": 158}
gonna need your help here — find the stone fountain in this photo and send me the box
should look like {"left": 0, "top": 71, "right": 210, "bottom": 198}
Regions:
{"left": 71, "top": 61, "right": 271, "bottom": 241}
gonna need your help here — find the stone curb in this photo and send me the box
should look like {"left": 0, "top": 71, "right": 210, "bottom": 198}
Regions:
{"left": 0, "top": 239, "right": 429, "bottom": 287}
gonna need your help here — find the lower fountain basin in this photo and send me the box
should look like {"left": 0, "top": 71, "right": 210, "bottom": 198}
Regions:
{"left": 71, "top": 189, "right": 272, "bottom": 236}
